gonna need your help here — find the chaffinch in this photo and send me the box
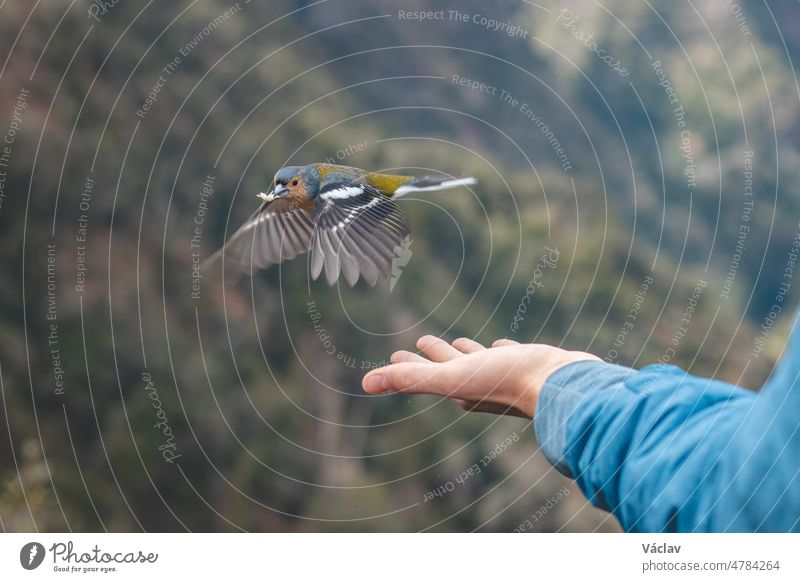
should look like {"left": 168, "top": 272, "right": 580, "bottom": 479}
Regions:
{"left": 204, "top": 163, "right": 476, "bottom": 286}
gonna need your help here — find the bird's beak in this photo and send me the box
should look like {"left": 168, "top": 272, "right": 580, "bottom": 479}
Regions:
{"left": 257, "top": 183, "right": 286, "bottom": 202}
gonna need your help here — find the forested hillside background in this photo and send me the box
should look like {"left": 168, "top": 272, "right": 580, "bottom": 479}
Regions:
{"left": 1, "top": 0, "right": 799, "bottom": 531}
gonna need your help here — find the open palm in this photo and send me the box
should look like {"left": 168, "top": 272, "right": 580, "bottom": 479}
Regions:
{"left": 362, "top": 336, "right": 599, "bottom": 419}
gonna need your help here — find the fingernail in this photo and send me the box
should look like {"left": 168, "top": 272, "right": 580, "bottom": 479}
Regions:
{"left": 365, "top": 374, "right": 390, "bottom": 392}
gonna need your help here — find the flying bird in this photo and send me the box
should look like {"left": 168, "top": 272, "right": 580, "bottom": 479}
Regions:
{"left": 204, "top": 163, "right": 476, "bottom": 286}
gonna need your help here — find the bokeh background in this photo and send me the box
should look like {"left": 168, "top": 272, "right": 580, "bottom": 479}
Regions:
{"left": 2, "top": 0, "right": 799, "bottom": 532}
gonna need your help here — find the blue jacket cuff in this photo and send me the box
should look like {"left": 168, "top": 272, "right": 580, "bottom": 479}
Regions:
{"left": 533, "top": 360, "right": 637, "bottom": 476}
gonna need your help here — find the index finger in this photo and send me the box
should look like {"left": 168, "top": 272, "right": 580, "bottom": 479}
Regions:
{"left": 362, "top": 362, "right": 456, "bottom": 396}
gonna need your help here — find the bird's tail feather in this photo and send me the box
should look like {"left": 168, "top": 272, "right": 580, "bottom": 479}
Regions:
{"left": 392, "top": 176, "right": 476, "bottom": 198}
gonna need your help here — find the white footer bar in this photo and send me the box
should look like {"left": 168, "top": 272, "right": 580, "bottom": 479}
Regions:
{"left": 1, "top": 533, "right": 797, "bottom": 581}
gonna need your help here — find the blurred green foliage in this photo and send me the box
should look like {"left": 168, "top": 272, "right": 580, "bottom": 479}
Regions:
{"left": 1, "top": 0, "right": 797, "bottom": 531}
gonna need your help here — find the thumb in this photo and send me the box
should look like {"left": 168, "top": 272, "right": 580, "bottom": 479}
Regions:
{"left": 362, "top": 362, "right": 453, "bottom": 396}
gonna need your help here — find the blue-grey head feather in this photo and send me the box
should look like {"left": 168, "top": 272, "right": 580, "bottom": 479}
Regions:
{"left": 273, "top": 165, "right": 320, "bottom": 197}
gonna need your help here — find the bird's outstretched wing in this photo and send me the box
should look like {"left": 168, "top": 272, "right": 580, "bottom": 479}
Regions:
{"left": 309, "top": 183, "right": 411, "bottom": 287}
{"left": 202, "top": 197, "right": 315, "bottom": 278}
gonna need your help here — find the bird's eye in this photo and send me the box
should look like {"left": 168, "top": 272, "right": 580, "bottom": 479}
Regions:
{"left": 275, "top": 178, "right": 279, "bottom": 185}
{"left": 291, "top": 179, "right": 299, "bottom": 186}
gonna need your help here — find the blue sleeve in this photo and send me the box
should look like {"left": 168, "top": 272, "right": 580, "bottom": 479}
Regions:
{"left": 533, "top": 349, "right": 800, "bottom": 531}
{"left": 713, "top": 311, "right": 800, "bottom": 531}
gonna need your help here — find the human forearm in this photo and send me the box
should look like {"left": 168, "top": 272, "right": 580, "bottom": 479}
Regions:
{"left": 538, "top": 360, "right": 756, "bottom": 531}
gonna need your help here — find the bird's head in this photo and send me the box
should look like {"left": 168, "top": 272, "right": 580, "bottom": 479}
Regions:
{"left": 258, "top": 165, "right": 320, "bottom": 202}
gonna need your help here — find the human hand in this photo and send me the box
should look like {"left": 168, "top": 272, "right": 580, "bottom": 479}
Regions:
{"left": 362, "top": 336, "right": 601, "bottom": 419}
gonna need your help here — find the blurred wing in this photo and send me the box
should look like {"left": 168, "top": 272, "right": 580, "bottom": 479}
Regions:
{"left": 202, "top": 198, "right": 314, "bottom": 278}
{"left": 309, "top": 184, "right": 411, "bottom": 287}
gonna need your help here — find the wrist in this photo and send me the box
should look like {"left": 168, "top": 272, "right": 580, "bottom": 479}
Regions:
{"left": 520, "top": 349, "right": 602, "bottom": 418}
